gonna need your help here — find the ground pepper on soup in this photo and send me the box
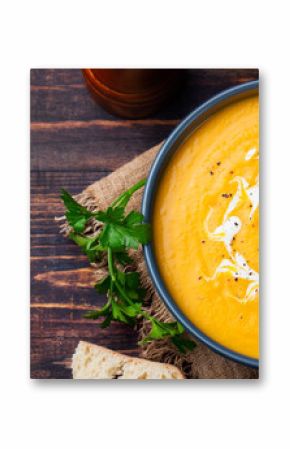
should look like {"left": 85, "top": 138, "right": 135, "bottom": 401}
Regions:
{"left": 153, "top": 96, "right": 259, "bottom": 358}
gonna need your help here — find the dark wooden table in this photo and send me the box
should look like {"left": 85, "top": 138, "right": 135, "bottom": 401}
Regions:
{"left": 30, "top": 68, "right": 258, "bottom": 378}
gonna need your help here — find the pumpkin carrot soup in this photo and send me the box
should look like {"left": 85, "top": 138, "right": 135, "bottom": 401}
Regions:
{"left": 153, "top": 96, "right": 259, "bottom": 358}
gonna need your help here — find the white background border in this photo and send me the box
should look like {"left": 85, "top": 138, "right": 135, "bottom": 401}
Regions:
{"left": 1, "top": 1, "right": 288, "bottom": 447}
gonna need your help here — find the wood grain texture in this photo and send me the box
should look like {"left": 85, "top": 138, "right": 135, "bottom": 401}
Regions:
{"left": 30, "top": 68, "right": 258, "bottom": 379}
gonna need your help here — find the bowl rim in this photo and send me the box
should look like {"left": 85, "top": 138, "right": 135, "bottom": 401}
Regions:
{"left": 142, "top": 80, "right": 259, "bottom": 369}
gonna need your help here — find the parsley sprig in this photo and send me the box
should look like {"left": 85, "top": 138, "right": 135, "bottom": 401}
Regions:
{"left": 60, "top": 179, "right": 195, "bottom": 353}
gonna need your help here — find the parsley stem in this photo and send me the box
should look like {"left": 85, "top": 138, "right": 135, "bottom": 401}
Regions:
{"left": 140, "top": 310, "right": 152, "bottom": 320}
{"left": 115, "top": 280, "right": 134, "bottom": 306}
{"left": 123, "top": 178, "right": 147, "bottom": 196}
{"left": 111, "top": 178, "right": 147, "bottom": 208}
{"left": 107, "top": 248, "right": 116, "bottom": 282}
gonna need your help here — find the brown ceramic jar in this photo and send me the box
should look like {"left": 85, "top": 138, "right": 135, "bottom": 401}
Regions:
{"left": 82, "top": 69, "right": 183, "bottom": 118}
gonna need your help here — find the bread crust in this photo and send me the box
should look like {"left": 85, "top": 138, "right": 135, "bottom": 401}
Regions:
{"left": 72, "top": 341, "right": 184, "bottom": 380}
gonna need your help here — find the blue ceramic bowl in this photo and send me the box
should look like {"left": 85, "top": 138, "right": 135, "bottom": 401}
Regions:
{"left": 142, "top": 81, "right": 259, "bottom": 369}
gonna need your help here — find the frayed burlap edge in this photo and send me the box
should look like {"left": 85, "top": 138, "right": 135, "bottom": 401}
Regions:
{"left": 58, "top": 142, "right": 258, "bottom": 379}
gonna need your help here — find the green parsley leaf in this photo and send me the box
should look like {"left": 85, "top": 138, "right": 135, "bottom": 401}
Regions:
{"left": 84, "top": 295, "right": 112, "bottom": 320}
{"left": 69, "top": 232, "right": 101, "bottom": 262}
{"left": 114, "top": 251, "right": 133, "bottom": 266}
{"left": 115, "top": 270, "right": 145, "bottom": 302}
{"left": 123, "top": 210, "right": 144, "bottom": 226}
{"left": 124, "top": 271, "right": 140, "bottom": 289}
{"left": 111, "top": 300, "right": 138, "bottom": 325}
{"left": 94, "top": 275, "right": 111, "bottom": 294}
{"left": 100, "top": 314, "right": 113, "bottom": 328}
{"left": 171, "top": 335, "right": 196, "bottom": 354}
{"left": 61, "top": 189, "right": 93, "bottom": 232}
{"left": 140, "top": 318, "right": 188, "bottom": 345}
{"left": 96, "top": 206, "right": 125, "bottom": 223}
{"left": 99, "top": 222, "right": 151, "bottom": 250}
{"left": 61, "top": 179, "right": 195, "bottom": 355}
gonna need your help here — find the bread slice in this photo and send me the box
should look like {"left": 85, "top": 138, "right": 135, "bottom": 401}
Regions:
{"left": 72, "top": 341, "right": 184, "bottom": 379}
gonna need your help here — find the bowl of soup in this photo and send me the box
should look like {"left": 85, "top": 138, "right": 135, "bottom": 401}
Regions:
{"left": 142, "top": 81, "right": 259, "bottom": 368}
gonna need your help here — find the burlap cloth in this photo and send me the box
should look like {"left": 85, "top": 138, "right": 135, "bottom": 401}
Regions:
{"left": 61, "top": 142, "right": 258, "bottom": 379}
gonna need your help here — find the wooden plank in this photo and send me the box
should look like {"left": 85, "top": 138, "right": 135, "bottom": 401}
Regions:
{"left": 30, "top": 69, "right": 258, "bottom": 123}
{"left": 30, "top": 69, "right": 84, "bottom": 86}
{"left": 30, "top": 122, "right": 175, "bottom": 171}
{"left": 30, "top": 166, "right": 140, "bottom": 377}
{"left": 31, "top": 170, "right": 108, "bottom": 192}
{"left": 30, "top": 69, "right": 258, "bottom": 172}
{"left": 30, "top": 339, "right": 140, "bottom": 379}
